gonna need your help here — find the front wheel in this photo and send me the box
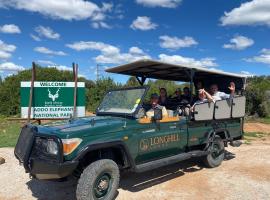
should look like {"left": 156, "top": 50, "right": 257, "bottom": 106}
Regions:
{"left": 203, "top": 136, "right": 225, "bottom": 168}
{"left": 76, "top": 159, "right": 120, "bottom": 200}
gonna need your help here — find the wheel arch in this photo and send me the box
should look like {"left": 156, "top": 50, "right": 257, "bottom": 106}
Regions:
{"left": 74, "top": 141, "right": 135, "bottom": 171}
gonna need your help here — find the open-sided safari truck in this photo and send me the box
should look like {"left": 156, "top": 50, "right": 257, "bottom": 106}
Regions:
{"left": 14, "top": 60, "right": 247, "bottom": 200}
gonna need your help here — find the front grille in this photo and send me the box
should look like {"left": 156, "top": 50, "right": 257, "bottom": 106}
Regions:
{"left": 14, "top": 125, "right": 36, "bottom": 170}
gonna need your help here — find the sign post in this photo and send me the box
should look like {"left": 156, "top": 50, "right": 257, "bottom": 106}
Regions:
{"left": 27, "top": 62, "right": 36, "bottom": 123}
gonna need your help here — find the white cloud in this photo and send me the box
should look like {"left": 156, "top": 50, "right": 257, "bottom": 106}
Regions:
{"left": 220, "top": 0, "right": 270, "bottom": 26}
{"left": 240, "top": 71, "right": 254, "bottom": 77}
{"left": 223, "top": 35, "right": 254, "bottom": 50}
{"left": 159, "top": 54, "right": 218, "bottom": 68}
{"left": 0, "top": 0, "right": 109, "bottom": 22}
{"left": 67, "top": 41, "right": 150, "bottom": 64}
{"left": 30, "top": 34, "right": 41, "bottom": 41}
{"left": 91, "top": 21, "right": 111, "bottom": 29}
{"left": 0, "top": 62, "right": 24, "bottom": 71}
{"left": 47, "top": 64, "right": 86, "bottom": 77}
{"left": 34, "top": 47, "right": 67, "bottom": 56}
{"left": 48, "top": 65, "right": 72, "bottom": 71}
{"left": 136, "top": 0, "right": 182, "bottom": 8}
{"left": 245, "top": 48, "right": 270, "bottom": 65}
{"left": 34, "top": 26, "right": 60, "bottom": 40}
{"left": 0, "top": 24, "right": 21, "bottom": 34}
{"left": 130, "top": 16, "right": 158, "bottom": 31}
{"left": 159, "top": 35, "right": 198, "bottom": 50}
{"left": 0, "top": 40, "right": 16, "bottom": 60}
{"left": 36, "top": 60, "right": 55, "bottom": 65}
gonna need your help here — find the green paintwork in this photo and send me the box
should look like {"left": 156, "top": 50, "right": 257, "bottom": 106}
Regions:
{"left": 32, "top": 87, "right": 243, "bottom": 168}
{"left": 35, "top": 116, "right": 242, "bottom": 166}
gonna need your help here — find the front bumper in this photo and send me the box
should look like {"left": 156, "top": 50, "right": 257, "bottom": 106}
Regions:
{"left": 30, "top": 158, "right": 79, "bottom": 180}
{"left": 15, "top": 125, "right": 78, "bottom": 180}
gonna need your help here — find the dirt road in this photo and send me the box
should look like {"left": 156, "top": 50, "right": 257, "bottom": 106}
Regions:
{"left": 0, "top": 124, "right": 270, "bottom": 200}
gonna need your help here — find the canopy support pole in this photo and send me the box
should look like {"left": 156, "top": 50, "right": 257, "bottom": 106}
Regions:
{"left": 136, "top": 76, "right": 147, "bottom": 86}
{"left": 189, "top": 69, "right": 195, "bottom": 103}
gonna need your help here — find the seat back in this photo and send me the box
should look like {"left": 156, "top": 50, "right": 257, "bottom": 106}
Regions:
{"left": 214, "top": 99, "right": 232, "bottom": 120}
{"left": 193, "top": 102, "right": 215, "bottom": 121}
{"left": 232, "top": 96, "right": 246, "bottom": 118}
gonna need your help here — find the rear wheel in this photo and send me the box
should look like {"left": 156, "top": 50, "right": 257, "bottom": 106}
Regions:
{"left": 203, "top": 136, "right": 225, "bottom": 168}
{"left": 76, "top": 159, "right": 120, "bottom": 200}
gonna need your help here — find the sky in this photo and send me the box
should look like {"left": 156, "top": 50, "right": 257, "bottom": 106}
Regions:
{"left": 0, "top": 0, "right": 270, "bottom": 83}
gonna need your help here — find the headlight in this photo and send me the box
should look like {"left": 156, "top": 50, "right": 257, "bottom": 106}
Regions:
{"left": 62, "top": 138, "right": 82, "bottom": 155}
{"left": 34, "top": 137, "right": 59, "bottom": 156}
{"left": 46, "top": 139, "right": 58, "bottom": 155}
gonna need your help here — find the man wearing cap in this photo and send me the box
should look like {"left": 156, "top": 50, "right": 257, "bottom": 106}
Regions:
{"left": 146, "top": 93, "right": 168, "bottom": 118}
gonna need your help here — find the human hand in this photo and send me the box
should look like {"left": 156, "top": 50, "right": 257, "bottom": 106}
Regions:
{"left": 228, "top": 82, "right": 235, "bottom": 93}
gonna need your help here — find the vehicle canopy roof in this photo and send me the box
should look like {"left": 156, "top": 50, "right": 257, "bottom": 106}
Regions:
{"left": 106, "top": 59, "right": 247, "bottom": 91}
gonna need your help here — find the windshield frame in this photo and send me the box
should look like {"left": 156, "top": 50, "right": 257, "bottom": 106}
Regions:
{"left": 96, "top": 86, "right": 149, "bottom": 118}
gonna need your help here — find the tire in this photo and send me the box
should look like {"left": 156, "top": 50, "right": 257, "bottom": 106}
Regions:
{"left": 76, "top": 159, "right": 120, "bottom": 200}
{"left": 203, "top": 136, "right": 225, "bottom": 168}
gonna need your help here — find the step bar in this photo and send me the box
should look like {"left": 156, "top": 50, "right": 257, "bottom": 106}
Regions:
{"left": 135, "top": 150, "right": 208, "bottom": 173}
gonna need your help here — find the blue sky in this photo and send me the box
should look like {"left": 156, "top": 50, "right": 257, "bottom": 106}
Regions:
{"left": 0, "top": 0, "right": 270, "bottom": 83}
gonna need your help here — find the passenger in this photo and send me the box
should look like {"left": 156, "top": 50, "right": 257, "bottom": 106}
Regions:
{"left": 196, "top": 81, "right": 203, "bottom": 90}
{"left": 181, "top": 87, "right": 191, "bottom": 102}
{"left": 193, "top": 81, "right": 204, "bottom": 103}
{"left": 209, "top": 82, "right": 235, "bottom": 101}
{"left": 159, "top": 87, "right": 169, "bottom": 107}
{"left": 191, "top": 89, "right": 214, "bottom": 111}
{"left": 146, "top": 93, "right": 168, "bottom": 118}
{"left": 171, "top": 88, "right": 182, "bottom": 102}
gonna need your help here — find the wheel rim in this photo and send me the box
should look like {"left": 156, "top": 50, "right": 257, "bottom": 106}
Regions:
{"left": 93, "top": 172, "right": 112, "bottom": 199}
{"left": 211, "top": 143, "right": 222, "bottom": 159}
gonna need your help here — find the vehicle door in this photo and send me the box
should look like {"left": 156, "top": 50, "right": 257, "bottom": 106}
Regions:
{"left": 134, "top": 117, "right": 187, "bottom": 165}
{"left": 187, "top": 101, "right": 218, "bottom": 146}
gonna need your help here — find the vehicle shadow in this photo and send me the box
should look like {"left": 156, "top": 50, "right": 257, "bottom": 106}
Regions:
{"left": 224, "top": 150, "right": 236, "bottom": 161}
{"left": 120, "top": 150, "right": 236, "bottom": 193}
{"left": 26, "top": 177, "right": 77, "bottom": 200}
{"left": 119, "top": 158, "right": 203, "bottom": 193}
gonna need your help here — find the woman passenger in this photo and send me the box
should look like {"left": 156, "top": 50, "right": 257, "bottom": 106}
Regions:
{"left": 159, "top": 87, "right": 169, "bottom": 107}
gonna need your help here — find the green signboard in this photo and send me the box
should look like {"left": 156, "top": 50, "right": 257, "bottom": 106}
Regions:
{"left": 20, "top": 81, "right": 85, "bottom": 119}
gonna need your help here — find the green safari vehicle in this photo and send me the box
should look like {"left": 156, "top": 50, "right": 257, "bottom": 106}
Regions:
{"left": 15, "top": 60, "right": 247, "bottom": 200}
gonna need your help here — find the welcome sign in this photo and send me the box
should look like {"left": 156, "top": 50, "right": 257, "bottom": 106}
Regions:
{"left": 20, "top": 81, "right": 85, "bottom": 119}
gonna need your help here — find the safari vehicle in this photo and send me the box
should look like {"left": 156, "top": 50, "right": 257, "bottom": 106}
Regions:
{"left": 14, "top": 60, "right": 247, "bottom": 200}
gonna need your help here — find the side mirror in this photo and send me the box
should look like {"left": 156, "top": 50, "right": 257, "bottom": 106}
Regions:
{"left": 153, "top": 108, "right": 163, "bottom": 121}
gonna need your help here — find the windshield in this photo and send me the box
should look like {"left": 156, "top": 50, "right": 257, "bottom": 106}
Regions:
{"left": 97, "top": 87, "right": 146, "bottom": 115}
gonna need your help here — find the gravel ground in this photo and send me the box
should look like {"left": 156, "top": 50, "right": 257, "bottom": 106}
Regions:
{"left": 0, "top": 133, "right": 270, "bottom": 200}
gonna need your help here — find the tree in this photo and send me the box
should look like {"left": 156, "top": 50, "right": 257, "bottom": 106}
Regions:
{"left": 86, "top": 77, "right": 121, "bottom": 112}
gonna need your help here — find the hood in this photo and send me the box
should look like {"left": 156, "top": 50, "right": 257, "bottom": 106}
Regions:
{"left": 36, "top": 116, "right": 126, "bottom": 138}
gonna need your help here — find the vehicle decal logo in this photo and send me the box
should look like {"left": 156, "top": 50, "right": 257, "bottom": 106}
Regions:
{"left": 139, "top": 133, "right": 180, "bottom": 152}
{"left": 48, "top": 88, "right": 60, "bottom": 102}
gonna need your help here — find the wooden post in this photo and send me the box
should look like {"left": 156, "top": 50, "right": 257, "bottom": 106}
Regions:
{"left": 73, "top": 63, "right": 78, "bottom": 118}
{"left": 27, "top": 62, "right": 36, "bottom": 123}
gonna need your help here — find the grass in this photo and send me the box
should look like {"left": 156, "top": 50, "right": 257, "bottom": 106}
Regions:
{"left": 243, "top": 132, "right": 265, "bottom": 145}
{"left": 246, "top": 116, "right": 270, "bottom": 124}
{"left": 0, "top": 117, "right": 21, "bottom": 148}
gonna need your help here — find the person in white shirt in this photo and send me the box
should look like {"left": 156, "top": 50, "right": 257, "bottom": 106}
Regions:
{"left": 209, "top": 82, "right": 235, "bottom": 101}
{"left": 191, "top": 89, "right": 214, "bottom": 111}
